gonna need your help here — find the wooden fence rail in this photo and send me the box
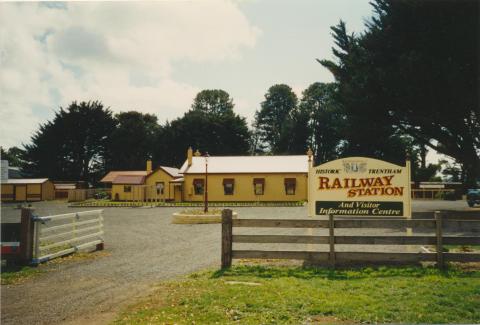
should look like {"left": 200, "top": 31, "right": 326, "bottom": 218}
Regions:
{"left": 221, "top": 209, "right": 480, "bottom": 269}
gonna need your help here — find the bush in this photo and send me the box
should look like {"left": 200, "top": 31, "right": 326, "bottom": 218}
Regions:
{"left": 443, "top": 191, "right": 457, "bottom": 201}
{"left": 94, "top": 191, "right": 110, "bottom": 200}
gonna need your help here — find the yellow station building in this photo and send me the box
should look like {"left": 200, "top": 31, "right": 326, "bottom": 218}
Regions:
{"left": 101, "top": 148, "right": 309, "bottom": 202}
{"left": 179, "top": 148, "right": 308, "bottom": 202}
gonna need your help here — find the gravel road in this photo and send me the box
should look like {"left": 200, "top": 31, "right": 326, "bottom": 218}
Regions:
{"left": 2, "top": 202, "right": 223, "bottom": 325}
{"left": 0, "top": 200, "right": 475, "bottom": 324}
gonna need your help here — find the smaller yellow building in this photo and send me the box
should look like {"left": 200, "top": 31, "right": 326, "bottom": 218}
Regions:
{"left": 1, "top": 178, "right": 55, "bottom": 202}
{"left": 102, "top": 161, "right": 183, "bottom": 201}
{"left": 144, "top": 166, "right": 183, "bottom": 202}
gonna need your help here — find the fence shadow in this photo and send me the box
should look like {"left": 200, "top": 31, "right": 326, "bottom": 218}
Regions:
{"left": 211, "top": 264, "right": 480, "bottom": 281}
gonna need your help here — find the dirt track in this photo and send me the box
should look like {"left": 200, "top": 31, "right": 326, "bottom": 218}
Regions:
{"left": 0, "top": 200, "right": 474, "bottom": 324}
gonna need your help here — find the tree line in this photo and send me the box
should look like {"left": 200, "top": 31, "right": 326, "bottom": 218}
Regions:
{"left": 1, "top": 0, "right": 477, "bottom": 187}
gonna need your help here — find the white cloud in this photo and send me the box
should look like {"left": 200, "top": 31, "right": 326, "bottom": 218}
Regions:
{"left": 0, "top": 1, "right": 260, "bottom": 147}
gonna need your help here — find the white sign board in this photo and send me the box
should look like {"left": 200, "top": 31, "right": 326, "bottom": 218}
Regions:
{"left": 419, "top": 184, "right": 445, "bottom": 189}
{"left": 1, "top": 160, "right": 8, "bottom": 181}
{"left": 308, "top": 157, "right": 411, "bottom": 217}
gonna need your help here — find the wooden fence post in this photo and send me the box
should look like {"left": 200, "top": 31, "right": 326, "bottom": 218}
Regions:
{"left": 221, "top": 209, "right": 233, "bottom": 268}
{"left": 20, "top": 208, "right": 35, "bottom": 265}
{"left": 435, "top": 211, "right": 444, "bottom": 269}
{"left": 329, "top": 214, "right": 335, "bottom": 267}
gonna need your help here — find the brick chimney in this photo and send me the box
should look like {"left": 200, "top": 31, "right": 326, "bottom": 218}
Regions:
{"left": 146, "top": 159, "right": 152, "bottom": 173}
{"left": 187, "top": 147, "right": 193, "bottom": 167}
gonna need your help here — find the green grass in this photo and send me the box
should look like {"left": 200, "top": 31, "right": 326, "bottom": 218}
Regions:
{"left": 1, "top": 265, "right": 44, "bottom": 285}
{"left": 115, "top": 265, "right": 480, "bottom": 324}
{"left": 179, "top": 208, "right": 223, "bottom": 215}
{"left": 1, "top": 251, "right": 109, "bottom": 285}
{"left": 70, "top": 200, "right": 306, "bottom": 208}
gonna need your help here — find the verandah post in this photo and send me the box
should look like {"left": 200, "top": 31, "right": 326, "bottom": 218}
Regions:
{"left": 435, "top": 211, "right": 444, "bottom": 269}
{"left": 221, "top": 209, "right": 233, "bottom": 268}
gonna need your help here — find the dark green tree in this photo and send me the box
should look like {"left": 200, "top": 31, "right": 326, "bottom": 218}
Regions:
{"left": 154, "top": 91, "right": 251, "bottom": 167}
{"left": 318, "top": 21, "right": 410, "bottom": 165}
{"left": 438, "top": 159, "right": 463, "bottom": 183}
{"left": 279, "top": 107, "right": 310, "bottom": 155}
{"left": 254, "top": 84, "right": 298, "bottom": 154}
{"left": 320, "top": 0, "right": 479, "bottom": 186}
{"left": 297, "top": 82, "right": 344, "bottom": 163}
{"left": 191, "top": 89, "right": 235, "bottom": 117}
{"left": 0, "top": 146, "right": 25, "bottom": 167}
{"left": 415, "top": 164, "right": 441, "bottom": 182}
{"left": 23, "top": 101, "right": 116, "bottom": 183}
{"left": 106, "top": 111, "right": 159, "bottom": 170}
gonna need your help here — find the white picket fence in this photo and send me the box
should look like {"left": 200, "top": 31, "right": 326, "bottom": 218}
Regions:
{"left": 32, "top": 210, "right": 104, "bottom": 264}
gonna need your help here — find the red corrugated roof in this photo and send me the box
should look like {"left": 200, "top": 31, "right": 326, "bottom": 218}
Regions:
{"left": 100, "top": 171, "right": 149, "bottom": 183}
{"left": 112, "top": 175, "right": 146, "bottom": 185}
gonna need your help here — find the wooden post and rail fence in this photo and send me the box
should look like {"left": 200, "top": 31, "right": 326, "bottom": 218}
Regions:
{"left": 221, "top": 209, "right": 480, "bottom": 269}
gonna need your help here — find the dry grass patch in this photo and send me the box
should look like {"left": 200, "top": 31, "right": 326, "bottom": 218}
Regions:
{"left": 1, "top": 250, "right": 109, "bottom": 285}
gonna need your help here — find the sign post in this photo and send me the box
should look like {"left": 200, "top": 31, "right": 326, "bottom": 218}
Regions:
{"left": 308, "top": 156, "right": 411, "bottom": 218}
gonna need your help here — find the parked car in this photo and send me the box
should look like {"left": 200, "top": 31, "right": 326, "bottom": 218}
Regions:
{"left": 466, "top": 189, "right": 480, "bottom": 207}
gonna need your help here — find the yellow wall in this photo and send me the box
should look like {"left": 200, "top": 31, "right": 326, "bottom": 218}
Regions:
{"left": 111, "top": 184, "right": 142, "bottom": 201}
{"left": 109, "top": 170, "right": 308, "bottom": 202}
{"left": 27, "top": 184, "right": 41, "bottom": 201}
{"left": 111, "top": 168, "right": 177, "bottom": 201}
{"left": 15, "top": 185, "right": 26, "bottom": 201}
{"left": 1, "top": 184, "right": 14, "bottom": 201}
{"left": 41, "top": 181, "right": 55, "bottom": 200}
{"left": 0, "top": 181, "right": 54, "bottom": 201}
{"left": 183, "top": 173, "right": 308, "bottom": 202}
{"left": 145, "top": 168, "right": 175, "bottom": 200}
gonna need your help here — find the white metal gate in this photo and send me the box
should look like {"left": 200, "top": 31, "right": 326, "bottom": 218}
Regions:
{"left": 32, "top": 210, "right": 104, "bottom": 264}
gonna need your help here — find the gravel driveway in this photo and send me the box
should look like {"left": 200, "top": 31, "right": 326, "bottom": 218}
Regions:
{"left": 0, "top": 200, "right": 474, "bottom": 324}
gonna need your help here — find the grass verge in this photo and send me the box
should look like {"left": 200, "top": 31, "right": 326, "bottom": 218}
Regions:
{"left": 115, "top": 265, "right": 480, "bottom": 324}
{"left": 70, "top": 200, "right": 305, "bottom": 208}
{"left": 1, "top": 265, "right": 45, "bottom": 285}
{"left": 1, "top": 250, "right": 109, "bottom": 285}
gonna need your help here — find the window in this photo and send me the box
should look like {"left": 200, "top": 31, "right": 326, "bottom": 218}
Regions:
{"left": 284, "top": 178, "right": 296, "bottom": 195}
{"left": 124, "top": 185, "right": 132, "bottom": 193}
{"left": 253, "top": 178, "right": 265, "bottom": 195}
{"left": 156, "top": 182, "right": 165, "bottom": 195}
{"left": 223, "top": 179, "right": 234, "bottom": 195}
{"left": 193, "top": 179, "right": 204, "bottom": 195}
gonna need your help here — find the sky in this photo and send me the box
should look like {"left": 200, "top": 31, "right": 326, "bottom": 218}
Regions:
{"left": 0, "top": 0, "right": 447, "bottom": 164}
{"left": 0, "top": 0, "right": 375, "bottom": 148}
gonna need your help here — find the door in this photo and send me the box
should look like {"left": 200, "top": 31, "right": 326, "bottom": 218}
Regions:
{"left": 15, "top": 185, "right": 27, "bottom": 201}
{"left": 174, "top": 185, "right": 182, "bottom": 202}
